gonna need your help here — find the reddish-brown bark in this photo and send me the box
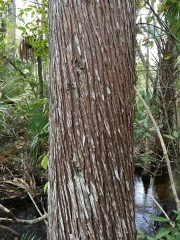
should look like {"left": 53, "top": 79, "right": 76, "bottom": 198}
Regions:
{"left": 48, "top": 1, "right": 136, "bottom": 239}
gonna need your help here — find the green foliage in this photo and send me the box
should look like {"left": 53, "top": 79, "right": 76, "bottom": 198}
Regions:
{"left": 0, "top": 100, "right": 26, "bottom": 139}
{"left": 134, "top": 117, "right": 155, "bottom": 140}
{"left": 0, "top": 1, "right": 7, "bottom": 56}
{"left": 23, "top": 98, "right": 48, "bottom": 161}
{"left": 21, "top": 232, "right": 41, "bottom": 240}
{"left": 41, "top": 154, "right": 48, "bottom": 170}
{"left": 163, "top": 131, "right": 179, "bottom": 141}
{"left": 26, "top": 99, "right": 48, "bottom": 136}
{"left": 137, "top": 211, "right": 180, "bottom": 240}
{"left": 155, "top": 227, "right": 172, "bottom": 239}
{"left": 158, "top": 0, "right": 180, "bottom": 39}
{"left": 0, "top": 56, "right": 47, "bottom": 142}
{"left": 134, "top": 90, "right": 156, "bottom": 142}
{"left": 18, "top": 0, "right": 48, "bottom": 59}
{"left": 150, "top": 215, "right": 171, "bottom": 223}
{"left": 41, "top": 154, "right": 48, "bottom": 192}
{"left": 0, "top": 2, "right": 49, "bottom": 209}
{"left": 136, "top": 0, "right": 145, "bottom": 10}
{"left": 136, "top": 229, "right": 146, "bottom": 239}
{"left": 0, "top": 96, "right": 48, "bottom": 167}
{"left": 173, "top": 211, "right": 180, "bottom": 221}
{"left": 43, "top": 181, "right": 48, "bottom": 193}
{"left": 136, "top": 153, "right": 155, "bottom": 167}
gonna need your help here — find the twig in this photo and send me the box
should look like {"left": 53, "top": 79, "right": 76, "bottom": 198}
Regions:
{"left": 175, "top": 169, "right": 180, "bottom": 175}
{"left": 144, "top": 0, "right": 180, "bottom": 44}
{"left": 7, "top": 58, "right": 28, "bottom": 79}
{"left": 2, "top": 178, "right": 48, "bottom": 226}
{"left": 151, "top": 195, "right": 175, "bottom": 227}
{"left": 137, "top": 22, "right": 168, "bottom": 33}
{"left": 0, "top": 214, "right": 48, "bottom": 225}
{"left": 0, "top": 204, "right": 17, "bottom": 221}
{"left": 27, "top": 191, "right": 48, "bottom": 226}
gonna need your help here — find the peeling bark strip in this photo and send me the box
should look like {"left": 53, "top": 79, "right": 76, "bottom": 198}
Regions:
{"left": 48, "top": 1, "right": 135, "bottom": 239}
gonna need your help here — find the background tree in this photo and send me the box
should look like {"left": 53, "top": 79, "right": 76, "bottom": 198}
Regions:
{"left": 135, "top": 0, "right": 180, "bottom": 172}
{"left": 7, "top": 0, "right": 16, "bottom": 57}
{"left": 48, "top": 0, "right": 136, "bottom": 239}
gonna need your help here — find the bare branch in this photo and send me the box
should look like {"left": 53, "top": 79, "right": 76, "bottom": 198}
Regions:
{"left": 145, "top": 0, "right": 180, "bottom": 44}
{"left": 0, "top": 213, "right": 48, "bottom": 225}
{"left": 151, "top": 195, "right": 175, "bottom": 227}
{"left": 0, "top": 204, "right": 17, "bottom": 221}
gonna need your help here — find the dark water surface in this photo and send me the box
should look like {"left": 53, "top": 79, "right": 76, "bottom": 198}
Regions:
{"left": 0, "top": 200, "right": 47, "bottom": 240}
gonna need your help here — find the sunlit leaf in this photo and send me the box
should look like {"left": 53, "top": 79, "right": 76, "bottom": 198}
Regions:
{"left": 44, "top": 182, "right": 48, "bottom": 193}
{"left": 172, "top": 131, "right": 179, "bottom": 139}
{"left": 41, "top": 154, "right": 48, "bottom": 170}
{"left": 18, "top": 26, "right": 26, "bottom": 32}
{"left": 175, "top": 232, "right": 180, "bottom": 239}
{"left": 163, "top": 134, "right": 176, "bottom": 140}
{"left": 155, "top": 227, "right": 172, "bottom": 239}
{"left": 150, "top": 215, "right": 171, "bottom": 222}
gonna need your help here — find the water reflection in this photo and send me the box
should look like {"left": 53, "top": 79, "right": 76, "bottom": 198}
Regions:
{"left": 135, "top": 171, "right": 180, "bottom": 235}
{"left": 135, "top": 175, "right": 161, "bottom": 234}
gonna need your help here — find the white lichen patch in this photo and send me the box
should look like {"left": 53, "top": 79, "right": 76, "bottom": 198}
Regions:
{"left": 126, "top": 180, "right": 129, "bottom": 191}
{"left": 91, "top": 91, "right": 96, "bottom": 100}
{"left": 74, "top": 34, "right": 81, "bottom": 55}
{"left": 106, "top": 87, "right": 111, "bottom": 95}
{"left": 74, "top": 175, "right": 89, "bottom": 220}
{"left": 122, "top": 219, "right": 128, "bottom": 233}
{"left": 67, "top": 112, "right": 72, "bottom": 128}
{"left": 114, "top": 169, "right": 120, "bottom": 181}
{"left": 90, "top": 182, "right": 98, "bottom": 201}
{"left": 82, "top": 135, "right": 86, "bottom": 148}
{"left": 95, "top": 69, "right": 101, "bottom": 82}
{"left": 104, "top": 121, "right": 111, "bottom": 136}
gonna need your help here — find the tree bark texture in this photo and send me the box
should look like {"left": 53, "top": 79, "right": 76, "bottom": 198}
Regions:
{"left": 159, "top": 37, "right": 176, "bottom": 129}
{"left": 48, "top": 1, "right": 135, "bottom": 239}
{"left": 155, "top": 36, "right": 178, "bottom": 156}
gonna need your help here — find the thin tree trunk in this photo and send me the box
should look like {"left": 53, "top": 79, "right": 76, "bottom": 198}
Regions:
{"left": 145, "top": 7, "right": 151, "bottom": 100}
{"left": 154, "top": 36, "right": 178, "bottom": 156}
{"left": 159, "top": 37, "right": 176, "bottom": 132}
{"left": 48, "top": 1, "right": 136, "bottom": 239}
{"left": 37, "top": 56, "right": 44, "bottom": 99}
{"left": 7, "top": 0, "right": 16, "bottom": 57}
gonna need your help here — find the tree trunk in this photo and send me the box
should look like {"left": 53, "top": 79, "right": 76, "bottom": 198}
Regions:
{"left": 37, "top": 56, "right": 44, "bottom": 99}
{"left": 159, "top": 37, "right": 177, "bottom": 134}
{"left": 48, "top": 1, "right": 136, "bottom": 239}
{"left": 7, "top": 0, "right": 16, "bottom": 57}
{"left": 154, "top": 36, "right": 178, "bottom": 157}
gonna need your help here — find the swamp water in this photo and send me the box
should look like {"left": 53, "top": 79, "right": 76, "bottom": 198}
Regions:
{"left": 0, "top": 173, "right": 180, "bottom": 239}
{"left": 135, "top": 171, "right": 180, "bottom": 235}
